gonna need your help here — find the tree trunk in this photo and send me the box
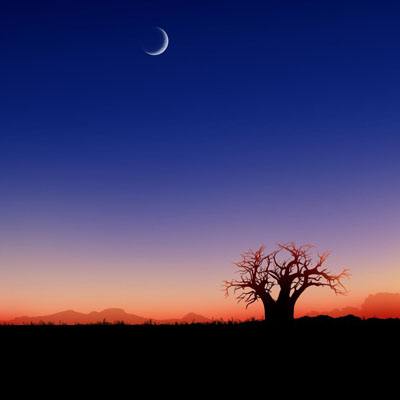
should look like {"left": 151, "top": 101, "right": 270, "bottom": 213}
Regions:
{"left": 263, "top": 299, "right": 295, "bottom": 322}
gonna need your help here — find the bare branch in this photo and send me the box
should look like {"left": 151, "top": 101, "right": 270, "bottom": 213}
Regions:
{"left": 224, "top": 243, "right": 350, "bottom": 320}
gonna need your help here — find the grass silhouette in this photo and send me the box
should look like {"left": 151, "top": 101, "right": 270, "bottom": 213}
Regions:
{"left": 2, "top": 315, "right": 399, "bottom": 357}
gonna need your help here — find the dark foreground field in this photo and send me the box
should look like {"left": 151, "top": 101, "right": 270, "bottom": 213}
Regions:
{"left": 2, "top": 315, "right": 399, "bottom": 357}
{"left": 1, "top": 316, "right": 398, "bottom": 391}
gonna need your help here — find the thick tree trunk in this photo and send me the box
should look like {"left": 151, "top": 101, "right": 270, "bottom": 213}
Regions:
{"left": 263, "top": 299, "right": 295, "bottom": 322}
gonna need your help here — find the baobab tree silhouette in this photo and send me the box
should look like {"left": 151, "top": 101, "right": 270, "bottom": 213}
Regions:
{"left": 225, "top": 243, "right": 349, "bottom": 322}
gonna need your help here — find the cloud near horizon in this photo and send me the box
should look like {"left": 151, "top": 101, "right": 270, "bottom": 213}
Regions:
{"left": 360, "top": 293, "right": 400, "bottom": 318}
{"left": 306, "top": 293, "right": 400, "bottom": 318}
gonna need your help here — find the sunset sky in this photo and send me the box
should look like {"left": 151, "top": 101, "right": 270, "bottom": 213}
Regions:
{"left": 1, "top": 0, "right": 399, "bottom": 320}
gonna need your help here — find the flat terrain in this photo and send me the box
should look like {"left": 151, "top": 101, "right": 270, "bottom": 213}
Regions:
{"left": 2, "top": 316, "right": 398, "bottom": 389}
{"left": 2, "top": 315, "right": 399, "bottom": 356}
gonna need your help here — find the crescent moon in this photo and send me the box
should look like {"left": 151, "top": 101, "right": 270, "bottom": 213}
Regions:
{"left": 145, "top": 27, "right": 169, "bottom": 56}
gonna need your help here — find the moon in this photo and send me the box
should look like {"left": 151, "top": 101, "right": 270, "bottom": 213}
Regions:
{"left": 145, "top": 27, "right": 169, "bottom": 56}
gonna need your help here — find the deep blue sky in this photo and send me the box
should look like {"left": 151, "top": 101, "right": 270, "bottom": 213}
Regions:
{"left": 0, "top": 1, "right": 400, "bottom": 316}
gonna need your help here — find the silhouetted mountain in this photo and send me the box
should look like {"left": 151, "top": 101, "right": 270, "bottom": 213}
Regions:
{"left": 161, "top": 312, "right": 211, "bottom": 324}
{"left": 6, "top": 292, "right": 400, "bottom": 325}
{"left": 86, "top": 308, "right": 148, "bottom": 324}
{"left": 9, "top": 308, "right": 148, "bottom": 325}
{"left": 181, "top": 312, "right": 211, "bottom": 323}
{"left": 11, "top": 310, "right": 88, "bottom": 325}
{"left": 306, "top": 306, "right": 362, "bottom": 318}
{"left": 5, "top": 308, "right": 210, "bottom": 325}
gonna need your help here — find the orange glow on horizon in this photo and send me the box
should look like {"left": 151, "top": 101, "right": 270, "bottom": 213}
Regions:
{"left": 1, "top": 242, "right": 399, "bottom": 323}
{"left": 1, "top": 291, "right": 400, "bottom": 323}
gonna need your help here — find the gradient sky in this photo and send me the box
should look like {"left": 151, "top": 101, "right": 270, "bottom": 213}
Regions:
{"left": 1, "top": 0, "right": 399, "bottom": 320}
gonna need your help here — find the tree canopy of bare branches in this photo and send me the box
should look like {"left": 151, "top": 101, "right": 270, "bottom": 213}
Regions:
{"left": 225, "top": 243, "right": 349, "bottom": 321}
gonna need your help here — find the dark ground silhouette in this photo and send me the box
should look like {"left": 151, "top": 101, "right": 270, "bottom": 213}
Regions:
{"left": 2, "top": 316, "right": 398, "bottom": 393}
{"left": 2, "top": 316, "right": 399, "bottom": 358}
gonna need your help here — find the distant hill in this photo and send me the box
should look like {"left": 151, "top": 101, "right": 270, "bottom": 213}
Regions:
{"left": 6, "top": 292, "right": 400, "bottom": 324}
{"left": 161, "top": 313, "right": 211, "bottom": 324}
{"left": 180, "top": 312, "right": 211, "bottom": 323}
{"left": 5, "top": 308, "right": 211, "bottom": 325}
{"left": 306, "top": 292, "right": 400, "bottom": 318}
{"left": 306, "top": 306, "right": 362, "bottom": 318}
